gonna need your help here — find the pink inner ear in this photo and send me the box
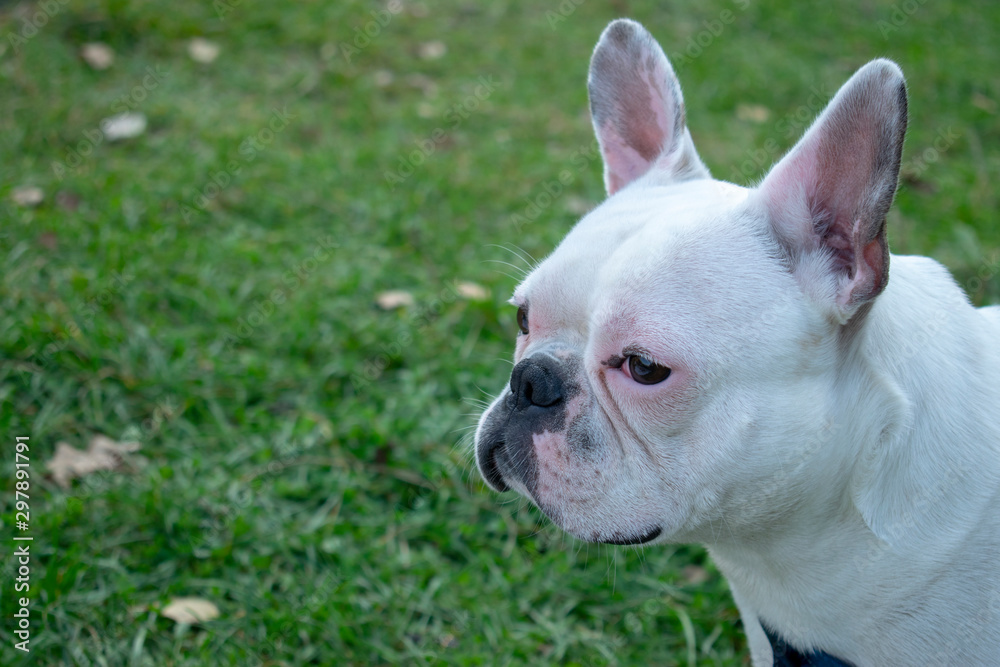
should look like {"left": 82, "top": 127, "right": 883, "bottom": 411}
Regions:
{"left": 766, "top": 156, "right": 816, "bottom": 209}
{"left": 601, "top": 121, "right": 661, "bottom": 194}
{"left": 850, "top": 233, "right": 887, "bottom": 305}
{"left": 637, "top": 63, "right": 675, "bottom": 157}
{"left": 764, "top": 138, "right": 890, "bottom": 310}
{"left": 822, "top": 214, "right": 857, "bottom": 274}
{"left": 758, "top": 62, "right": 903, "bottom": 316}
{"left": 589, "top": 21, "right": 687, "bottom": 195}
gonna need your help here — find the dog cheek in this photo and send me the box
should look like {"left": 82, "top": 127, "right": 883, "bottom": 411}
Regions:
{"left": 532, "top": 430, "right": 601, "bottom": 504}
{"left": 533, "top": 431, "right": 572, "bottom": 481}
{"left": 513, "top": 336, "right": 528, "bottom": 362}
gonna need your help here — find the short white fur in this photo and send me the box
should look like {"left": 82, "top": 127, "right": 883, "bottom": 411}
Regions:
{"left": 475, "top": 18, "right": 1000, "bottom": 666}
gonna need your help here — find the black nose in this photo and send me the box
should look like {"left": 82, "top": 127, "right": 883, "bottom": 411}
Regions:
{"left": 510, "top": 356, "right": 564, "bottom": 409}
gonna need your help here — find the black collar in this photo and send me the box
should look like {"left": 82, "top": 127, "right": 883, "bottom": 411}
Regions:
{"left": 764, "top": 625, "right": 856, "bottom": 667}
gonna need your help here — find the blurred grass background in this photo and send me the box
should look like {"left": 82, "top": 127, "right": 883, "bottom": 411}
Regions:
{"left": 0, "top": 0, "right": 997, "bottom": 665}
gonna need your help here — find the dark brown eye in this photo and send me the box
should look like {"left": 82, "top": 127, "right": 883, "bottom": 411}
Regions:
{"left": 516, "top": 306, "right": 529, "bottom": 335}
{"left": 628, "top": 355, "right": 671, "bottom": 385}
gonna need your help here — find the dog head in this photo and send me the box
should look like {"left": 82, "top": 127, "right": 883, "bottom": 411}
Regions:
{"left": 475, "top": 19, "right": 907, "bottom": 546}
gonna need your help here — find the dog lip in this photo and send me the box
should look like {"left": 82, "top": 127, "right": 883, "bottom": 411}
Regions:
{"left": 482, "top": 442, "right": 511, "bottom": 492}
{"left": 599, "top": 525, "right": 663, "bottom": 546}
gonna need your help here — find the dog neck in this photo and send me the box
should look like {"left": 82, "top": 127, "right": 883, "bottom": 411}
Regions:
{"left": 706, "top": 253, "right": 1000, "bottom": 662}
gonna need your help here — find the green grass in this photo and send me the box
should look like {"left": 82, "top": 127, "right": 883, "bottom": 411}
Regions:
{"left": 1, "top": 0, "right": 998, "bottom": 664}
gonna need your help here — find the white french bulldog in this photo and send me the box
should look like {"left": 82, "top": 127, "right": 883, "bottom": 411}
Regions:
{"left": 474, "top": 18, "right": 1000, "bottom": 667}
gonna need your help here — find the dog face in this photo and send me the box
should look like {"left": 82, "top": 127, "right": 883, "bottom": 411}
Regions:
{"left": 475, "top": 19, "right": 906, "bottom": 547}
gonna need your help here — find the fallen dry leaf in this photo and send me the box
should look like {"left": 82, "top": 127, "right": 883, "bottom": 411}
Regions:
{"left": 736, "top": 103, "right": 771, "bottom": 123}
{"left": 456, "top": 282, "right": 488, "bottom": 300}
{"left": 681, "top": 564, "right": 710, "bottom": 586}
{"left": 376, "top": 290, "right": 415, "bottom": 310}
{"left": 81, "top": 42, "right": 115, "bottom": 70}
{"left": 11, "top": 186, "right": 43, "bottom": 207}
{"left": 127, "top": 604, "right": 150, "bottom": 618}
{"left": 48, "top": 435, "right": 141, "bottom": 488}
{"left": 100, "top": 112, "right": 147, "bottom": 141}
{"left": 417, "top": 41, "right": 447, "bottom": 60}
{"left": 38, "top": 231, "right": 58, "bottom": 250}
{"left": 405, "top": 73, "right": 438, "bottom": 96}
{"left": 417, "top": 102, "right": 436, "bottom": 119}
{"left": 55, "top": 191, "right": 81, "bottom": 211}
{"left": 161, "top": 597, "right": 220, "bottom": 624}
{"left": 319, "top": 42, "right": 338, "bottom": 61}
{"left": 188, "top": 37, "right": 220, "bottom": 64}
{"left": 971, "top": 92, "right": 997, "bottom": 114}
{"left": 564, "top": 195, "right": 592, "bottom": 216}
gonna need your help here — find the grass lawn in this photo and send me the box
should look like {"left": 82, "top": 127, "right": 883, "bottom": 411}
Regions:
{"left": 1, "top": 0, "right": 998, "bottom": 665}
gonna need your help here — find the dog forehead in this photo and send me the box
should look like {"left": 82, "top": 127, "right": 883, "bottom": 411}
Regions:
{"left": 593, "top": 218, "right": 776, "bottom": 344}
{"left": 518, "top": 180, "right": 751, "bottom": 321}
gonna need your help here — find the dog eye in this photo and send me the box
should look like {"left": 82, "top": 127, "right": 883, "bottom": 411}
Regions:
{"left": 628, "top": 355, "right": 671, "bottom": 385}
{"left": 517, "top": 306, "right": 529, "bottom": 335}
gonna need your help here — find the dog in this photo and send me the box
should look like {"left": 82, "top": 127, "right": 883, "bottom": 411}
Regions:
{"left": 474, "top": 18, "right": 1000, "bottom": 666}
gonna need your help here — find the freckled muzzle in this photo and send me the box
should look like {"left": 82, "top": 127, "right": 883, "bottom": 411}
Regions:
{"left": 476, "top": 352, "right": 665, "bottom": 547}
{"left": 476, "top": 354, "right": 578, "bottom": 494}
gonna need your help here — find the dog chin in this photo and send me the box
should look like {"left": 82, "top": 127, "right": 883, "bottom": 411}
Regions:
{"left": 595, "top": 525, "right": 664, "bottom": 545}
{"left": 541, "top": 506, "right": 665, "bottom": 546}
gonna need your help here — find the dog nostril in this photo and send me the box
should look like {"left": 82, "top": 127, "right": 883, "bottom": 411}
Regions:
{"left": 511, "top": 357, "right": 564, "bottom": 409}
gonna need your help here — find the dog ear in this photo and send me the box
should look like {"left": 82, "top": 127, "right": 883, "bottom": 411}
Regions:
{"left": 588, "top": 19, "right": 710, "bottom": 195}
{"left": 753, "top": 60, "right": 907, "bottom": 323}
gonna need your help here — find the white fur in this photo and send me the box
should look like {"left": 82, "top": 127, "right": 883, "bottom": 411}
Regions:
{"left": 475, "top": 19, "right": 1000, "bottom": 665}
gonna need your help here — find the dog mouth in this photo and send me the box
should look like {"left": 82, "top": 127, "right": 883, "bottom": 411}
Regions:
{"left": 480, "top": 441, "right": 511, "bottom": 492}
{"left": 480, "top": 438, "right": 663, "bottom": 546}
{"left": 598, "top": 525, "right": 663, "bottom": 546}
